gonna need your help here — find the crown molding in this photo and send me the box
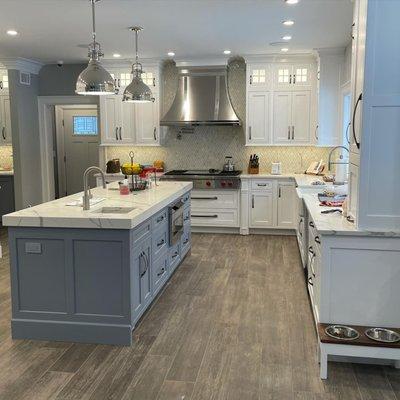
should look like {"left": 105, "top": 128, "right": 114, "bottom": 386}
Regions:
{"left": 0, "top": 57, "right": 43, "bottom": 74}
{"left": 244, "top": 52, "right": 317, "bottom": 64}
{"left": 102, "top": 57, "right": 162, "bottom": 70}
{"left": 315, "top": 47, "right": 346, "bottom": 56}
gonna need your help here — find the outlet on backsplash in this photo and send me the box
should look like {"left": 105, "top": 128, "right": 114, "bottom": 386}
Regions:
{"left": 0, "top": 145, "right": 13, "bottom": 170}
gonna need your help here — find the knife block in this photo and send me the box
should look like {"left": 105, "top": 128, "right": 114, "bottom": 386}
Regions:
{"left": 248, "top": 165, "right": 259, "bottom": 174}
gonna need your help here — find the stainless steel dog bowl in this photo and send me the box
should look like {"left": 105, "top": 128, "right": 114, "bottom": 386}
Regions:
{"left": 325, "top": 325, "right": 360, "bottom": 341}
{"left": 365, "top": 328, "right": 400, "bottom": 343}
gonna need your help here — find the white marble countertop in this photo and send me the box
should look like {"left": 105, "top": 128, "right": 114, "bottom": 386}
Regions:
{"left": 239, "top": 172, "right": 326, "bottom": 188}
{"left": 2, "top": 181, "right": 192, "bottom": 230}
{"left": 297, "top": 190, "right": 400, "bottom": 237}
{"left": 0, "top": 170, "right": 14, "bottom": 176}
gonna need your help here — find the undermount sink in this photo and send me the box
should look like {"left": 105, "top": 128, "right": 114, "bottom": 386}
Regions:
{"left": 92, "top": 207, "right": 135, "bottom": 214}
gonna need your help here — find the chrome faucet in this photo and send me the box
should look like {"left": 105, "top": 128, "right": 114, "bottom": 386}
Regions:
{"left": 328, "top": 146, "right": 349, "bottom": 171}
{"left": 83, "top": 166, "right": 106, "bottom": 211}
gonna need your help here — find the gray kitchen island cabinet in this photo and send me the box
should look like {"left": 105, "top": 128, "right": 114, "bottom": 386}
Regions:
{"left": 4, "top": 182, "right": 192, "bottom": 346}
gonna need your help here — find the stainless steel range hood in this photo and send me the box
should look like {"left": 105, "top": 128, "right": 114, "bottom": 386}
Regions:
{"left": 160, "top": 67, "right": 241, "bottom": 126}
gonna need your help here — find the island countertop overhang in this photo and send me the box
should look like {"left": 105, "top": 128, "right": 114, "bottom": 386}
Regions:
{"left": 2, "top": 181, "right": 193, "bottom": 230}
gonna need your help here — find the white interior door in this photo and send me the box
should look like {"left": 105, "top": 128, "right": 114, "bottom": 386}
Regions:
{"left": 291, "top": 91, "right": 311, "bottom": 143}
{"left": 273, "top": 92, "right": 292, "bottom": 143}
{"left": 247, "top": 92, "right": 270, "bottom": 144}
{"left": 62, "top": 108, "right": 99, "bottom": 196}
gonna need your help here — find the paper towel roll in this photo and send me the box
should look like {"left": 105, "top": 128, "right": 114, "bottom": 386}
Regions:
{"left": 334, "top": 157, "right": 349, "bottom": 183}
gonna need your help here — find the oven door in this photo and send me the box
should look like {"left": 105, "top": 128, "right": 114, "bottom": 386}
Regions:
{"left": 169, "top": 200, "right": 184, "bottom": 246}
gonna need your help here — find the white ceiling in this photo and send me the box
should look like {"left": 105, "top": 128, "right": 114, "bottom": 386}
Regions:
{"left": 0, "top": 0, "right": 353, "bottom": 64}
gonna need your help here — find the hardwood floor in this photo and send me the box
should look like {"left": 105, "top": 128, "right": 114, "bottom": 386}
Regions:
{"left": 0, "top": 228, "right": 399, "bottom": 399}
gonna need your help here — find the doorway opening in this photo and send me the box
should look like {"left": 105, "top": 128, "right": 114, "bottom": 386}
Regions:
{"left": 54, "top": 105, "right": 99, "bottom": 198}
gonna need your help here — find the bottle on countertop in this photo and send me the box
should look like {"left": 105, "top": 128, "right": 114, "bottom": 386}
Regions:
{"left": 119, "top": 178, "right": 130, "bottom": 195}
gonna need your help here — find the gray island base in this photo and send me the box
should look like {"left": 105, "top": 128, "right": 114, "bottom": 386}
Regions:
{"left": 5, "top": 183, "right": 192, "bottom": 346}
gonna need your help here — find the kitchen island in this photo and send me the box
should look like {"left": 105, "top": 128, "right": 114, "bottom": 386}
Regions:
{"left": 2, "top": 181, "right": 192, "bottom": 346}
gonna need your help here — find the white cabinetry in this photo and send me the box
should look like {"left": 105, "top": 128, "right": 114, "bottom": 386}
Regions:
{"left": 99, "top": 95, "right": 135, "bottom": 145}
{"left": 247, "top": 64, "right": 271, "bottom": 91}
{"left": 247, "top": 92, "right": 270, "bottom": 144}
{"left": 316, "top": 51, "right": 343, "bottom": 147}
{"left": 250, "top": 191, "right": 274, "bottom": 228}
{"left": 245, "top": 178, "right": 296, "bottom": 230}
{"left": 0, "top": 71, "right": 9, "bottom": 94}
{"left": 99, "top": 63, "right": 161, "bottom": 146}
{"left": 0, "top": 95, "right": 12, "bottom": 145}
{"left": 274, "top": 64, "right": 312, "bottom": 89}
{"left": 277, "top": 181, "right": 296, "bottom": 228}
{"left": 273, "top": 91, "right": 310, "bottom": 144}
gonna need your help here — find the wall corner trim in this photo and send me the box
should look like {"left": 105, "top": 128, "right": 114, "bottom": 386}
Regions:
{"left": 0, "top": 57, "right": 43, "bottom": 75}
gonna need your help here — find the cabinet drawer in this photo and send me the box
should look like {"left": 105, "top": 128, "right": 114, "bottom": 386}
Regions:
{"left": 191, "top": 190, "right": 238, "bottom": 209}
{"left": 152, "top": 209, "right": 168, "bottom": 230}
{"left": 152, "top": 253, "right": 169, "bottom": 296}
{"left": 251, "top": 180, "right": 273, "bottom": 191}
{"left": 132, "top": 221, "right": 151, "bottom": 244}
{"left": 191, "top": 209, "right": 239, "bottom": 227}
{"left": 169, "top": 242, "right": 181, "bottom": 273}
{"left": 152, "top": 226, "right": 168, "bottom": 258}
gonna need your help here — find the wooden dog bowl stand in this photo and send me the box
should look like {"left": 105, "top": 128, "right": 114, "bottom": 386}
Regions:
{"left": 318, "top": 323, "right": 400, "bottom": 379}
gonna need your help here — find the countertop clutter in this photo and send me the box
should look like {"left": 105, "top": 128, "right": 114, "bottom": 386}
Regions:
{"left": 2, "top": 181, "right": 192, "bottom": 230}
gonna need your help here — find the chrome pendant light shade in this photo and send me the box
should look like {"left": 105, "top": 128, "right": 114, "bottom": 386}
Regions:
{"left": 76, "top": 0, "right": 115, "bottom": 95}
{"left": 123, "top": 27, "right": 154, "bottom": 103}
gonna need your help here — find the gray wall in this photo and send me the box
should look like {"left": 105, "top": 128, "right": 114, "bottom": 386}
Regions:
{"left": 39, "top": 64, "right": 87, "bottom": 96}
{"left": 9, "top": 70, "right": 42, "bottom": 209}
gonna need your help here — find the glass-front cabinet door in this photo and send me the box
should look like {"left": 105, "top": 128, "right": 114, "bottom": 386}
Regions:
{"left": 247, "top": 64, "right": 270, "bottom": 91}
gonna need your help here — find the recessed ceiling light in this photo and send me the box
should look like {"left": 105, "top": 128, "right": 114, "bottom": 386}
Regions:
{"left": 285, "top": 0, "right": 299, "bottom": 4}
{"left": 113, "top": 53, "right": 121, "bottom": 58}
{"left": 223, "top": 50, "right": 231, "bottom": 55}
{"left": 167, "top": 51, "right": 175, "bottom": 57}
{"left": 281, "top": 48, "right": 289, "bottom": 52}
{"left": 282, "top": 35, "right": 292, "bottom": 41}
{"left": 282, "top": 20, "right": 295, "bottom": 26}
{"left": 6, "top": 30, "right": 18, "bottom": 36}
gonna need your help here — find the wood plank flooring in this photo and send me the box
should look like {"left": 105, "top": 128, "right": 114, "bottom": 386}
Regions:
{"left": 0, "top": 228, "right": 399, "bottom": 399}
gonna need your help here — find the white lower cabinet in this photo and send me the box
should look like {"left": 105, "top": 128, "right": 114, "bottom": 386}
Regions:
{"left": 190, "top": 190, "right": 239, "bottom": 228}
{"left": 277, "top": 181, "right": 296, "bottom": 228}
{"left": 246, "top": 179, "right": 296, "bottom": 230}
{"left": 249, "top": 191, "right": 274, "bottom": 227}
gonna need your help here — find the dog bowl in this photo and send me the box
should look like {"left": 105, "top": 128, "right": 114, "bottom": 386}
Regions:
{"left": 365, "top": 328, "right": 400, "bottom": 343}
{"left": 325, "top": 325, "right": 360, "bottom": 341}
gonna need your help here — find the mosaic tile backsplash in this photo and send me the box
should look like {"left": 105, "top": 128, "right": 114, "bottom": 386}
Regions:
{"left": 106, "top": 58, "right": 332, "bottom": 174}
{"left": 0, "top": 146, "right": 13, "bottom": 169}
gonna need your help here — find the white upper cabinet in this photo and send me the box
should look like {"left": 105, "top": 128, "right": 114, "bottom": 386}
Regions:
{"left": 272, "top": 92, "right": 292, "bottom": 143}
{"left": 245, "top": 58, "right": 316, "bottom": 146}
{"left": 0, "top": 95, "right": 12, "bottom": 145}
{"left": 247, "top": 91, "right": 270, "bottom": 145}
{"left": 141, "top": 68, "right": 159, "bottom": 92}
{"left": 273, "top": 91, "right": 311, "bottom": 144}
{"left": 291, "top": 91, "right": 311, "bottom": 143}
{"left": 99, "top": 95, "right": 135, "bottom": 145}
{"left": 134, "top": 95, "right": 160, "bottom": 146}
{"left": 274, "top": 64, "right": 312, "bottom": 89}
{"left": 247, "top": 64, "right": 271, "bottom": 91}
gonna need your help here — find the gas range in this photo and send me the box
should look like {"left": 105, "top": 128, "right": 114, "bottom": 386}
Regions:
{"left": 160, "top": 169, "right": 242, "bottom": 190}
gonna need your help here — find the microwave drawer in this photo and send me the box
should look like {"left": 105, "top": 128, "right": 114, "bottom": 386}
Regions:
{"left": 191, "top": 190, "right": 238, "bottom": 209}
{"left": 190, "top": 209, "right": 239, "bottom": 227}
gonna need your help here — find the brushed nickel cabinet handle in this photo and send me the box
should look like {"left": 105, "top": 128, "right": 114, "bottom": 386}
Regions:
{"left": 293, "top": 74, "right": 296, "bottom": 84}
{"left": 192, "top": 196, "right": 218, "bottom": 200}
{"left": 252, "top": 195, "right": 255, "bottom": 208}
{"left": 278, "top": 187, "right": 281, "bottom": 198}
{"left": 192, "top": 214, "right": 218, "bottom": 218}
{"left": 0, "top": 81, "right": 3, "bottom": 90}
{"left": 153, "top": 127, "right": 157, "bottom": 141}
{"left": 119, "top": 127, "right": 122, "bottom": 140}
{"left": 249, "top": 126, "right": 252, "bottom": 140}
{"left": 288, "top": 126, "right": 290, "bottom": 140}
{"left": 115, "top": 127, "right": 118, "bottom": 140}
{"left": 153, "top": 77, "right": 156, "bottom": 87}
{"left": 2, "top": 127, "right": 5, "bottom": 140}
{"left": 315, "top": 125, "right": 319, "bottom": 140}
{"left": 157, "top": 268, "right": 165, "bottom": 277}
{"left": 250, "top": 75, "right": 253, "bottom": 85}
{"left": 292, "top": 126, "right": 295, "bottom": 140}
{"left": 289, "top": 74, "right": 292, "bottom": 84}
{"left": 352, "top": 93, "right": 362, "bottom": 149}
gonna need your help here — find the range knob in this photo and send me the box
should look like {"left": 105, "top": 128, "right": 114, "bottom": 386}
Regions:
{"left": 228, "top": 181, "right": 233, "bottom": 187}
{"left": 206, "top": 181, "right": 211, "bottom": 187}
{"left": 221, "top": 181, "right": 226, "bottom": 187}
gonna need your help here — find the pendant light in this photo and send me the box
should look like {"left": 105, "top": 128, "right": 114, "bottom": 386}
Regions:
{"left": 123, "top": 27, "right": 154, "bottom": 103}
{"left": 76, "top": 0, "right": 115, "bottom": 95}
